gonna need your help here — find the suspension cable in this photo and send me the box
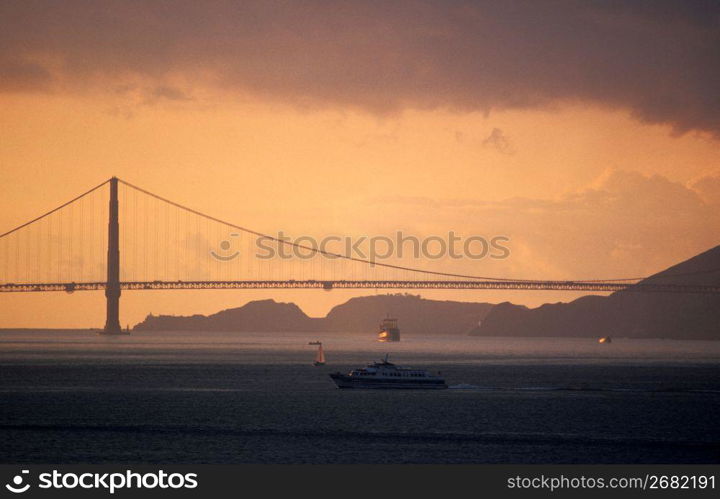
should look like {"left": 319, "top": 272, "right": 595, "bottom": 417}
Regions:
{"left": 0, "top": 179, "right": 110, "bottom": 239}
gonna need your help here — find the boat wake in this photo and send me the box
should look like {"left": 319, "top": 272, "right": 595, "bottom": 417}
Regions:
{"left": 447, "top": 385, "right": 720, "bottom": 394}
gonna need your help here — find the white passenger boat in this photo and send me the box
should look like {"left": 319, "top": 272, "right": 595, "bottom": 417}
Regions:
{"left": 329, "top": 355, "right": 447, "bottom": 389}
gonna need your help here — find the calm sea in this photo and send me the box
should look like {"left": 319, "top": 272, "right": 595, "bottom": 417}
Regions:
{"left": 1, "top": 331, "right": 719, "bottom": 464}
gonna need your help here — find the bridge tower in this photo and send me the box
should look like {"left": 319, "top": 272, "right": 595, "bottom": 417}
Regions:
{"left": 102, "top": 177, "right": 125, "bottom": 334}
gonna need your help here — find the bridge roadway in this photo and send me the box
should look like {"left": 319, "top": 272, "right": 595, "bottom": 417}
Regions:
{"left": 1, "top": 280, "right": 719, "bottom": 294}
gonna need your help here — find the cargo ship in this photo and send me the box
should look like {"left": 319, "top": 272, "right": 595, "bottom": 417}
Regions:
{"left": 377, "top": 317, "right": 400, "bottom": 342}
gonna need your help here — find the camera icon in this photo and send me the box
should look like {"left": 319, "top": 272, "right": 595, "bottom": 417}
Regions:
{"left": 5, "top": 470, "right": 30, "bottom": 493}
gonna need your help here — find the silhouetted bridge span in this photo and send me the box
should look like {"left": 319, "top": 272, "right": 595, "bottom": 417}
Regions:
{"left": 2, "top": 280, "right": 719, "bottom": 294}
{"left": 1, "top": 177, "right": 718, "bottom": 333}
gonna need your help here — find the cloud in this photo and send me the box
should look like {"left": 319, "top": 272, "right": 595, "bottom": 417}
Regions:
{"left": 0, "top": 1, "right": 719, "bottom": 135}
{"left": 690, "top": 175, "right": 720, "bottom": 204}
{"left": 374, "top": 169, "right": 720, "bottom": 279}
{"left": 101, "top": 84, "right": 192, "bottom": 114}
{"left": 0, "top": 58, "right": 53, "bottom": 92}
{"left": 482, "top": 128, "right": 515, "bottom": 155}
{"left": 149, "top": 86, "right": 192, "bottom": 102}
{"left": 143, "top": 85, "right": 193, "bottom": 105}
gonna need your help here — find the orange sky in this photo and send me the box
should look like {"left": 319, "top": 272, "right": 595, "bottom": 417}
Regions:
{"left": 1, "top": 2, "right": 719, "bottom": 327}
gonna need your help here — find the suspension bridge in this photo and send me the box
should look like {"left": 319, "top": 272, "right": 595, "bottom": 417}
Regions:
{"left": 1, "top": 177, "right": 719, "bottom": 334}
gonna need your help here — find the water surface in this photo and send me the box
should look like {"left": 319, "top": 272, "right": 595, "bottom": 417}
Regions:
{"left": 1, "top": 331, "right": 718, "bottom": 463}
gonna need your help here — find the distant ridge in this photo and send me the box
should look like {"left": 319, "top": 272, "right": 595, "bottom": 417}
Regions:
{"left": 133, "top": 294, "right": 494, "bottom": 335}
{"left": 472, "top": 245, "right": 720, "bottom": 340}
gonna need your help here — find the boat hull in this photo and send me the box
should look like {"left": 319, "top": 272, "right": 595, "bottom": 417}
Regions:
{"left": 329, "top": 373, "right": 447, "bottom": 389}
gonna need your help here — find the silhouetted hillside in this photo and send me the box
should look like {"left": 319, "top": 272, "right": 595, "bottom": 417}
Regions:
{"left": 473, "top": 245, "right": 720, "bottom": 339}
{"left": 134, "top": 299, "right": 320, "bottom": 332}
{"left": 323, "top": 294, "right": 493, "bottom": 334}
{"left": 134, "top": 294, "right": 493, "bottom": 335}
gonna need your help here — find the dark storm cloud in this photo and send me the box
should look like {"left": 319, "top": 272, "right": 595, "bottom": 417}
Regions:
{"left": 1, "top": 0, "right": 718, "bottom": 135}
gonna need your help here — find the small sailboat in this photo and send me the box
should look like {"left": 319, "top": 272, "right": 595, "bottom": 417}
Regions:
{"left": 313, "top": 342, "right": 326, "bottom": 366}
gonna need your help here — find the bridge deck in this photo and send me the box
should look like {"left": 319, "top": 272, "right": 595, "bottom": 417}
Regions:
{"left": 1, "top": 280, "right": 719, "bottom": 294}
